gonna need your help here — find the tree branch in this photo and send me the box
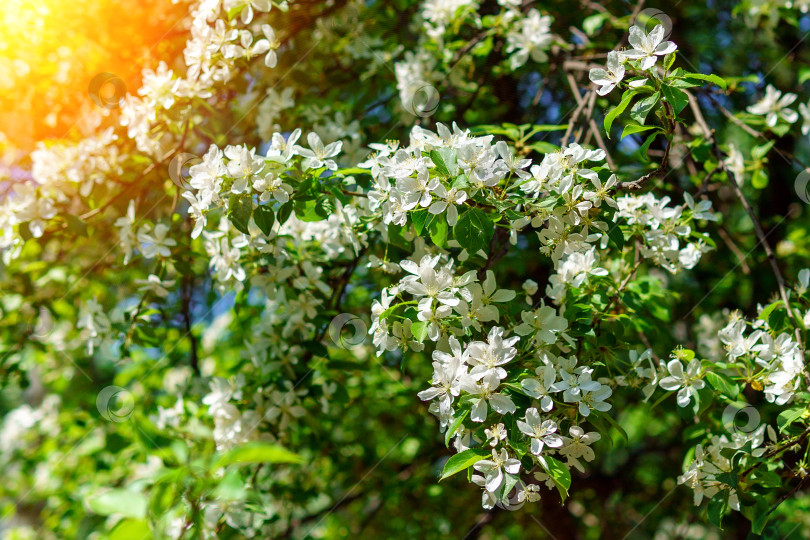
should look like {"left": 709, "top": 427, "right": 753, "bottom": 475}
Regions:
{"left": 615, "top": 139, "right": 670, "bottom": 191}
{"left": 686, "top": 89, "right": 810, "bottom": 384}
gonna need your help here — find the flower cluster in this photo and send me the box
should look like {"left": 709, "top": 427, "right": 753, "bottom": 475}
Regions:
{"left": 678, "top": 426, "right": 771, "bottom": 511}
{"left": 395, "top": 2, "right": 555, "bottom": 114}
{"left": 615, "top": 192, "right": 716, "bottom": 273}
{"left": 505, "top": 9, "right": 554, "bottom": 69}
{"left": 589, "top": 24, "right": 677, "bottom": 95}
{"left": 121, "top": 1, "right": 280, "bottom": 155}
{"left": 354, "top": 120, "right": 717, "bottom": 509}
{"left": 661, "top": 269, "right": 810, "bottom": 522}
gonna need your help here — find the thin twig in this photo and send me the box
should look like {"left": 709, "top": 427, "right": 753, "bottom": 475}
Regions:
{"left": 687, "top": 88, "right": 810, "bottom": 384}
{"left": 740, "top": 425, "right": 810, "bottom": 484}
{"left": 595, "top": 258, "right": 643, "bottom": 336}
{"left": 615, "top": 140, "right": 670, "bottom": 191}
{"left": 580, "top": 87, "right": 598, "bottom": 144}
{"left": 714, "top": 140, "right": 807, "bottom": 377}
{"left": 715, "top": 227, "right": 751, "bottom": 274}
{"left": 562, "top": 71, "right": 591, "bottom": 146}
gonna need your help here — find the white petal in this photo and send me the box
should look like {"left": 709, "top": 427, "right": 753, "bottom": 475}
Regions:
{"left": 489, "top": 394, "right": 516, "bottom": 415}
{"left": 471, "top": 398, "right": 488, "bottom": 422}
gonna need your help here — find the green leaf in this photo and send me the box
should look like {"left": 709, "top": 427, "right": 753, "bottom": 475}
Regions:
{"left": 109, "top": 519, "right": 151, "bottom": 539}
{"left": 453, "top": 207, "right": 494, "bottom": 255}
{"left": 294, "top": 198, "right": 330, "bottom": 222}
{"left": 676, "top": 348, "right": 696, "bottom": 361}
{"left": 214, "top": 442, "right": 303, "bottom": 469}
{"left": 639, "top": 131, "right": 658, "bottom": 161}
{"left": 440, "top": 448, "right": 490, "bottom": 481}
{"left": 526, "top": 124, "right": 568, "bottom": 137}
{"left": 759, "top": 300, "right": 784, "bottom": 321}
{"left": 606, "top": 223, "right": 625, "bottom": 251}
{"left": 707, "top": 495, "right": 727, "bottom": 528}
{"left": 376, "top": 300, "right": 417, "bottom": 323}
{"left": 277, "top": 201, "right": 293, "bottom": 225}
{"left": 541, "top": 456, "right": 571, "bottom": 501}
{"left": 750, "top": 168, "right": 768, "bottom": 189}
{"left": 630, "top": 92, "right": 660, "bottom": 125}
{"left": 87, "top": 489, "right": 148, "bottom": 519}
{"left": 664, "top": 52, "right": 677, "bottom": 71}
{"left": 429, "top": 216, "right": 449, "bottom": 247}
{"left": 410, "top": 321, "right": 429, "bottom": 343}
{"left": 527, "top": 141, "right": 559, "bottom": 154}
{"left": 750, "top": 469, "right": 782, "bottom": 489}
{"left": 445, "top": 410, "right": 469, "bottom": 447}
{"left": 682, "top": 72, "right": 727, "bottom": 90}
{"left": 148, "top": 478, "right": 178, "bottom": 516}
{"left": 253, "top": 205, "right": 275, "bottom": 236}
{"left": 604, "top": 91, "right": 636, "bottom": 138}
{"left": 472, "top": 36, "right": 493, "bottom": 57}
{"left": 752, "top": 506, "right": 772, "bottom": 534}
{"left": 777, "top": 407, "right": 805, "bottom": 432}
{"left": 621, "top": 123, "right": 657, "bottom": 140}
{"left": 228, "top": 194, "right": 252, "bottom": 234}
{"left": 751, "top": 140, "right": 775, "bottom": 160}
{"left": 470, "top": 124, "right": 521, "bottom": 139}
{"left": 741, "top": 498, "right": 770, "bottom": 533}
{"left": 430, "top": 148, "right": 459, "bottom": 178}
{"left": 716, "top": 470, "right": 739, "bottom": 491}
{"left": 582, "top": 13, "right": 608, "bottom": 35}
{"left": 661, "top": 84, "right": 689, "bottom": 115}
{"left": 335, "top": 167, "right": 372, "bottom": 177}
{"left": 411, "top": 209, "right": 434, "bottom": 235}
{"left": 451, "top": 174, "right": 470, "bottom": 189}
{"left": 226, "top": 5, "right": 242, "bottom": 20}
{"left": 602, "top": 413, "right": 629, "bottom": 444}
{"left": 668, "top": 78, "right": 701, "bottom": 88}
{"left": 214, "top": 468, "right": 248, "bottom": 501}
{"left": 705, "top": 372, "right": 739, "bottom": 399}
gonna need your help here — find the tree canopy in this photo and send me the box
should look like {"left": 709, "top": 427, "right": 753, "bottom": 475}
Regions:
{"left": 2, "top": 0, "right": 810, "bottom": 538}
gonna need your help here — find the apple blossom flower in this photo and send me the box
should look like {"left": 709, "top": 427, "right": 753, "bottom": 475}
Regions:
{"left": 621, "top": 24, "right": 677, "bottom": 70}
{"left": 517, "top": 408, "right": 563, "bottom": 454}
{"left": 747, "top": 84, "right": 798, "bottom": 127}
{"left": 473, "top": 448, "right": 521, "bottom": 492}
{"left": 297, "top": 132, "right": 343, "bottom": 170}
{"left": 659, "top": 358, "right": 705, "bottom": 407}
{"left": 589, "top": 51, "right": 625, "bottom": 96}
